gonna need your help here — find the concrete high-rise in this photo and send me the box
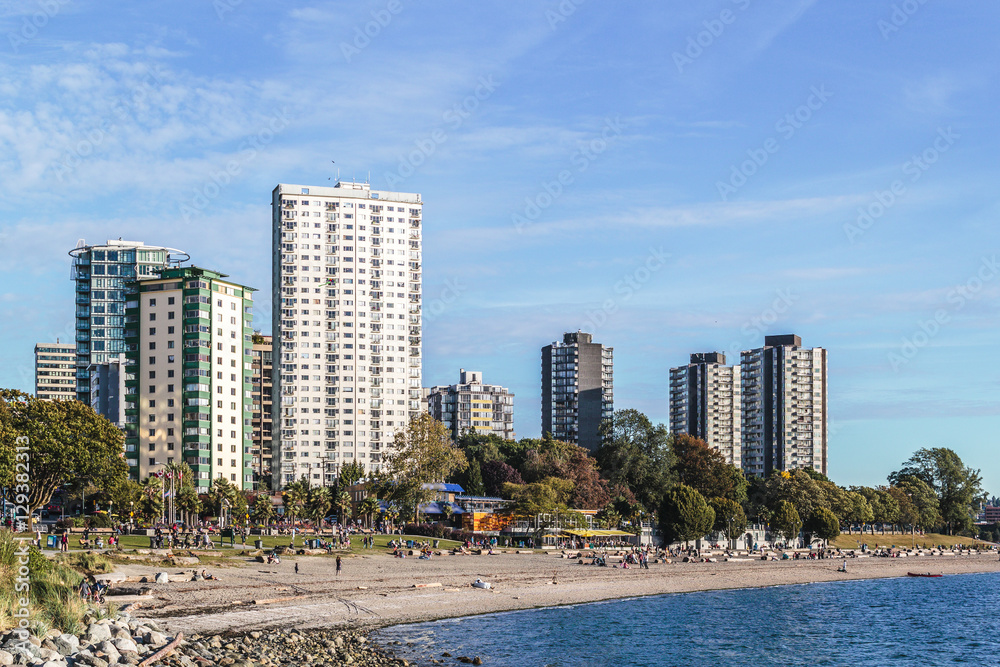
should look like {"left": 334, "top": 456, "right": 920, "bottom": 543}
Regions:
{"left": 271, "top": 181, "right": 423, "bottom": 489}
{"left": 427, "top": 369, "right": 515, "bottom": 440}
{"left": 34, "top": 342, "right": 76, "bottom": 401}
{"left": 541, "top": 332, "right": 613, "bottom": 451}
{"left": 669, "top": 352, "right": 742, "bottom": 467}
{"left": 88, "top": 353, "right": 127, "bottom": 428}
{"left": 69, "top": 239, "right": 188, "bottom": 406}
{"left": 123, "top": 267, "right": 255, "bottom": 489}
{"left": 740, "top": 334, "right": 827, "bottom": 477}
{"left": 250, "top": 334, "right": 274, "bottom": 490}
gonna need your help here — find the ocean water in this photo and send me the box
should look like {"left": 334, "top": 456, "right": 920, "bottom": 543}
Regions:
{"left": 375, "top": 572, "right": 1000, "bottom": 666}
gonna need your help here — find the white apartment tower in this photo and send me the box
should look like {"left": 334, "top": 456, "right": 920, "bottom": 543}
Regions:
{"left": 34, "top": 341, "right": 76, "bottom": 401}
{"left": 740, "top": 334, "right": 827, "bottom": 477}
{"left": 669, "top": 352, "right": 742, "bottom": 467}
{"left": 271, "top": 181, "right": 423, "bottom": 489}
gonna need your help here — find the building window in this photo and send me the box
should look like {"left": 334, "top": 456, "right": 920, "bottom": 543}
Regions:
{"left": 148, "top": 415, "right": 155, "bottom": 423}
{"left": 168, "top": 297, "right": 175, "bottom": 305}
{"left": 149, "top": 313, "right": 156, "bottom": 321}
{"left": 148, "top": 443, "right": 155, "bottom": 451}
{"left": 149, "top": 299, "right": 156, "bottom": 307}
{"left": 149, "top": 371, "right": 156, "bottom": 379}
{"left": 167, "top": 428, "right": 174, "bottom": 436}
{"left": 167, "top": 443, "right": 175, "bottom": 451}
{"left": 149, "top": 458, "right": 156, "bottom": 466}
{"left": 149, "top": 342, "right": 156, "bottom": 350}
{"left": 149, "top": 356, "right": 155, "bottom": 364}
{"left": 148, "top": 400, "right": 156, "bottom": 408}
{"left": 168, "top": 312, "right": 175, "bottom": 320}
{"left": 147, "top": 429, "right": 155, "bottom": 437}
{"left": 149, "top": 327, "right": 156, "bottom": 335}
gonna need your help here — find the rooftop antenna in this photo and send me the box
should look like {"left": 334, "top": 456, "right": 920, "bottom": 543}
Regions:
{"left": 328, "top": 160, "right": 337, "bottom": 181}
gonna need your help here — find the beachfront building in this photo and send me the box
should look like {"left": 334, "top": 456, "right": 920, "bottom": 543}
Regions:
{"left": 34, "top": 341, "right": 76, "bottom": 401}
{"left": 541, "top": 331, "right": 613, "bottom": 451}
{"left": 250, "top": 334, "right": 274, "bottom": 490}
{"left": 124, "top": 267, "right": 255, "bottom": 489}
{"left": 69, "top": 239, "right": 189, "bottom": 407}
{"left": 426, "top": 369, "right": 515, "bottom": 440}
{"left": 740, "top": 334, "right": 827, "bottom": 478}
{"left": 669, "top": 352, "right": 742, "bottom": 467}
{"left": 271, "top": 181, "right": 423, "bottom": 489}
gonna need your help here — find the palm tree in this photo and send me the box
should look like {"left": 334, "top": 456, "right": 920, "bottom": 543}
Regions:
{"left": 252, "top": 494, "right": 276, "bottom": 527}
{"left": 282, "top": 477, "right": 310, "bottom": 526}
{"left": 207, "top": 477, "right": 238, "bottom": 520}
{"left": 140, "top": 476, "right": 164, "bottom": 523}
{"left": 334, "top": 487, "right": 352, "bottom": 527}
{"left": 358, "top": 496, "right": 380, "bottom": 530}
{"left": 176, "top": 486, "right": 203, "bottom": 526}
{"left": 306, "top": 487, "right": 332, "bottom": 535}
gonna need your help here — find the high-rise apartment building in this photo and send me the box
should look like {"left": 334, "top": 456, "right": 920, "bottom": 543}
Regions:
{"left": 541, "top": 332, "right": 613, "bottom": 451}
{"left": 426, "top": 369, "right": 515, "bottom": 440}
{"left": 69, "top": 239, "right": 188, "bottom": 406}
{"left": 34, "top": 342, "right": 76, "bottom": 401}
{"left": 250, "top": 334, "right": 274, "bottom": 490}
{"left": 271, "top": 181, "right": 423, "bottom": 489}
{"left": 669, "top": 352, "right": 742, "bottom": 467}
{"left": 740, "top": 334, "right": 827, "bottom": 477}
{"left": 88, "top": 353, "right": 127, "bottom": 427}
{"left": 123, "top": 267, "right": 255, "bottom": 489}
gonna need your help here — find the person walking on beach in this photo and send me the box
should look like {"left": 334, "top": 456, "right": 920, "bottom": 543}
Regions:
{"left": 295, "top": 562, "right": 299, "bottom": 574}
{"left": 336, "top": 555, "right": 343, "bottom": 577}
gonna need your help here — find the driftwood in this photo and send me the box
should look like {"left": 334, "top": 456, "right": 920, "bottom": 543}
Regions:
{"left": 138, "top": 632, "right": 183, "bottom": 667}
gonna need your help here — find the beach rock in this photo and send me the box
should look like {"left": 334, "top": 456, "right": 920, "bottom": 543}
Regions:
{"left": 52, "top": 634, "right": 79, "bottom": 655}
{"left": 112, "top": 637, "right": 139, "bottom": 653}
{"left": 144, "top": 630, "right": 168, "bottom": 646}
{"left": 85, "top": 623, "right": 113, "bottom": 644}
{"left": 154, "top": 572, "right": 170, "bottom": 584}
{"left": 0, "top": 650, "right": 11, "bottom": 666}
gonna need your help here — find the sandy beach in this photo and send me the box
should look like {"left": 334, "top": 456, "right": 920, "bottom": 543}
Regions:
{"left": 116, "top": 550, "right": 1000, "bottom": 636}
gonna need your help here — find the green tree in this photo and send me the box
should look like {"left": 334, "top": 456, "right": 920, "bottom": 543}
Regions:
{"left": 306, "top": 486, "right": 332, "bottom": 532}
{"left": 596, "top": 409, "right": 675, "bottom": 514}
{"left": 282, "top": 477, "right": 310, "bottom": 524}
{"left": 207, "top": 477, "right": 238, "bottom": 520}
{"left": 894, "top": 476, "right": 941, "bottom": 531}
{"left": 357, "top": 496, "right": 380, "bottom": 529}
{"left": 886, "top": 485, "right": 919, "bottom": 530}
{"left": 0, "top": 390, "right": 129, "bottom": 530}
{"left": 889, "top": 448, "right": 984, "bottom": 535}
{"left": 709, "top": 497, "right": 748, "bottom": 545}
{"left": 671, "top": 434, "right": 747, "bottom": 503}
{"left": 111, "top": 479, "right": 143, "bottom": 524}
{"left": 338, "top": 460, "right": 366, "bottom": 488}
{"left": 503, "top": 479, "right": 583, "bottom": 542}
{"left": 657, "top": 484, "right": 715, "bottom": 547}
{"left": 252, "top": 493, "right": 276, "bottom": 526}
{"left": 465, "top": 459, "right": 485, "bottom": 496}
{"left": 176, "top": 486, "right": 203, "bottom": 525}
{"left": 806, "top": 507, "right": 840, "bottom": 543}
{"left": 770, "top": 500, "right": 802, "bottom": 545}
{"left": 595, "top": 503, "right": 622, "bottom": 529}
{"left": 139, "top": 475, "right": 164, "bottom": 522}
{"left": 382, "top": 414, "right": 468, "bottom": 522}
{"left": 334, "top": 487, "right": 352, "bottom": 526}
{"left": 764, "top": 469, "right": 825, "bottom": 525}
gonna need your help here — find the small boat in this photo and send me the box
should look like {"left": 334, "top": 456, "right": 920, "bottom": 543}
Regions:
{"left": 907, "top": 572, "right": 942, "bottom": 578}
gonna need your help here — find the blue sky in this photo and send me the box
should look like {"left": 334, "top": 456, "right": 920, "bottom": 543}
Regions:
{"left": 1, "top": 1, "right": 997, "bottom": 493}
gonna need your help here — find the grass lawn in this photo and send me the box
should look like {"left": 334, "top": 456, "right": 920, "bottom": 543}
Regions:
{"left": 42, "top": 533, "right": 464, "bottom": 558}
{"left": 829, "top": 532, "right": 992, "bottom": 550}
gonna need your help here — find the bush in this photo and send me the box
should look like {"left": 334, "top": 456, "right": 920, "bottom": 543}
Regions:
{"left": 401, "top": 523, "right": 475, "bottom": 543}
{"left": 0, "top": 530, "right": 87, "bottom": 633}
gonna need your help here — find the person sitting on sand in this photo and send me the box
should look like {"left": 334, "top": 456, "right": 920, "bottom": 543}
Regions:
{"left": 202, "top": 569, "right": 217, "bottom": 580}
